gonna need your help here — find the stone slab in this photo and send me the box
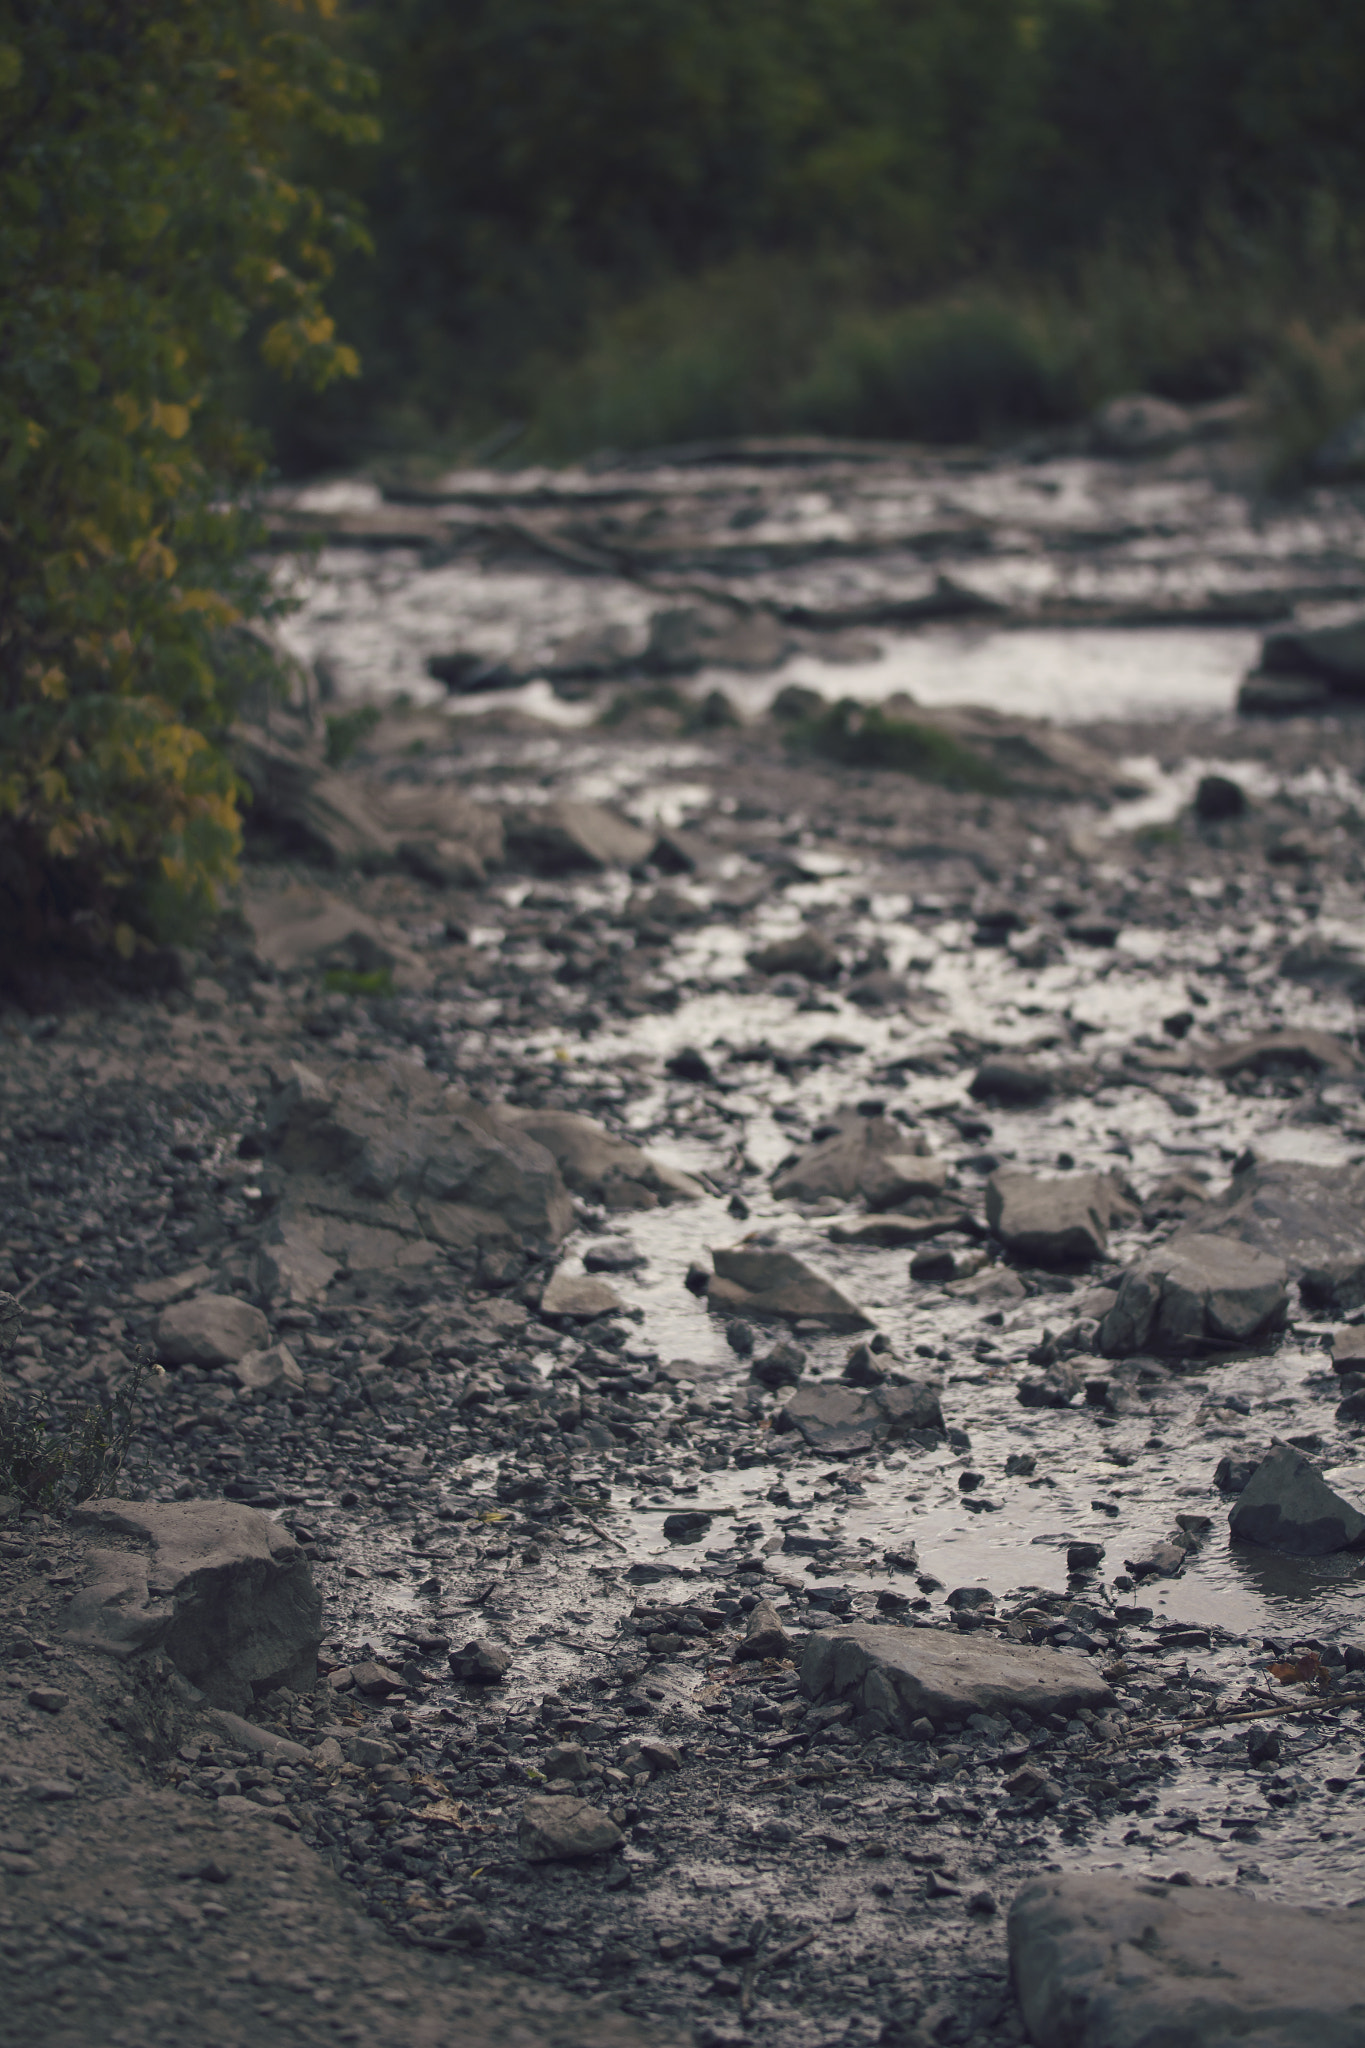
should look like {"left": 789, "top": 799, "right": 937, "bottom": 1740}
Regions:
{"left": 800, "top": 1622, "right": 1113, "bottom": 1733}
{"left": 1009, "top": 1870, "right": 1365, "bottom": 2048}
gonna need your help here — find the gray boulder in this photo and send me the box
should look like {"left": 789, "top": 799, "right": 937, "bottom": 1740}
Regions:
{"left": 734, "top": 1600, "right": 794, "bottom": 1664}
{"left": 518, "top": 1795, "right": 623, "bottom": 1863}
{"left": 156, "top": 1294, "right": 269, "bottom": 1368}
{"left": 229, "top": 1342, "right": 304, "bottom": 1393}
{"left": 772, "top": 1111, "right": 938, "bottom": 1207}
{"left": 502, "top": 801, "right": 652, "bottom": 874}
{"left": 503, "top": 1106, "right": 703, "bottom": 1210}
{"left": 539, "top": 1269, "right": 623, "bottom": 1321}
{"left": 249, "top": 1220, "right": 339, "bottom": 1306}
{"left": 707, "top": 1244, "right": 872, "bottom": 1331}
{"left": 1009, "top": 1870, "right": 1365, "bottom": 2048}
{"left": 64, "top": 1500, "right": 320, "bottom": 1711}
{"left": 1099, "top": 1234, "right": 1289, "bottom": 1356}
{"left": 264, "top": 1059, "right": 575, "bottom": 1260}
{"left": 970, "top": 1058, "right": 1054, "bottom": 1107}
{"left": 645, "top": 601, "right": 789, "bottom": 674}
{"left": 779, "top": 1378, "right": 943, "bottom": 1455}
{"left": 1228, "top": 1442, "right": 1365, "bottom": 1556}
{"left": 800, "top": 1623, "right": 1113, "bottom": 1734}
{"left": 1259, "top": 615, "right": 1365, "bottom": 695}
{"left": 986, "top": 1170, "right": 1129, "bottom": 1266}
{"left": 1181, "top": 1158, "right": 1365, "bottom": 1313}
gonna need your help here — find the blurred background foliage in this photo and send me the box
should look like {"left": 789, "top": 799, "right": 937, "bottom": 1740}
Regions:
{"left": 4, "top": 0, "right": 1365, "bottom": 950}
{"left": 257, "top": 0, "right": 1365, "bottom": 468}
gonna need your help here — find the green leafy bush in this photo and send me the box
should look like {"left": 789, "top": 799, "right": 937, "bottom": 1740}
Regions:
{"left": 0, "top": 1357, "right": 154, "bottom": 1514}
{"left": 0, "top": 1, "right": 372, "bottom": 954}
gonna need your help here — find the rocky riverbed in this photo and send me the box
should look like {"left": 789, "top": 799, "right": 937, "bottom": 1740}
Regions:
{"left": 5, "top": 426, "right": 1365, "bottom": 2048}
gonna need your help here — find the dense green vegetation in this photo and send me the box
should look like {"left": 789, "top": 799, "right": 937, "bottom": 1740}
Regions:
{"left": 266, "top": 0, "right": 1365, "bottom": 467}
{"left": 0, "top": 0, "right": 371, "bottom": 951}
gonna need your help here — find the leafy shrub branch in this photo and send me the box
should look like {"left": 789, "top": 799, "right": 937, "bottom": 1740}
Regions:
{"left": 0, "top": 0, "right": 374, "bottom": 951}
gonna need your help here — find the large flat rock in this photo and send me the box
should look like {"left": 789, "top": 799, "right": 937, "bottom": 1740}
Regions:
{"left": 780, "top": 1379, "right": 942, "bottom": 1453}
{"left": 504, "top": 1106, "right": 703, "bottom": 1210}
{"left": 1185, "top": 1158, "right": 1365, "bottom": 1313}
{"left": 772, "top": 1111, "right": 937, "bottom": 1206}
{"left": 1009, "top": 1870, "right": 1365, "bottom": 2048}
{"left": 1100, "top": 1233, "right": 1289, "bottom": 1356}
{"left": 708, "top": 1244, "right": 872, "bottom": 1331}
{"left": 986, "top": 1170, "right": 1121, "bottom": 1265}
{"left": 64, "top": 1500, "right": 321, "bottom": 1713}
{"left": 1228, "top": 1441, "right": 1365, "bottom": 1556}
{"left": 800, "top": 1622, "right": 1113, "bottom": 1733}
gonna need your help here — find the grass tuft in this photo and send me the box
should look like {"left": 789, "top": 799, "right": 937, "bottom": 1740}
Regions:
{"left": 786, "top": 699, "right": 1007, "bottom": 792}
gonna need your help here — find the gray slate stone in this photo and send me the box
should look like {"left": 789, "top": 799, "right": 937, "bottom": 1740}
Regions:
{"left": 229, "top": 1342, "right": 304, "bottom": 1393}
{"left": 734, "top": 1600, "right": 794, "bottom": 1664}
{"left": 748, "top": 931, "right": 841, "bottom": 982}
{"left": 1182, "top": 1158, "right": 1365, "bottom": 1313}
{"left": 504, "top": 1106, "right": 702, "bottom": 1210}
{"left": 1099, "top": 1234, "right": 1289, "bottom": 1356}
{"left": 772, "top": 1111, "right": 937, "bottom": 1206}
{"left": 1228, "top": 1442, "right": 1365, "bottom": 1556}
{"left": 780, "top": 1378, "right": 943, "bottom": 1454}
{"left": 986, "top": 1170, "right": 1123, "bottom": 1265}
{"left": 1206, "top": 1030, "right": 1359, "bottom": 1080}
{"left": 539, "top": 1269, "right": 623, "bottom": 1321}
{"left": 249, "top": 1221, "right": 339, "bottom": 1306}
{"left": 156, "top": 1294, "right": 269, "bottom": 1367}
{"left": 800, "top": 1623, "right": 1113, "bottom": 1733}
{"left": 518, "top": 1795, "right": 623, "bottom": 1863}
{"left": 1009, "top": 1870, "right": 1365, "bottom": 2048}
{"left": 708, "top": 1244, "right": 872, "bottom": 1331}
{"left": 502, "top": 801, "right": 652, "bottom": 874}
{"left": 64, "top": 1500, "right": 320, "bottom": 1712}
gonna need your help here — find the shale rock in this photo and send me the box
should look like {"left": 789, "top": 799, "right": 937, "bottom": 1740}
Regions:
{"left": 503, "top": 1106, "right": 703, "bottom": 1210}
{"left": 986, "top": 1170, "right": 1129, "bottom": 1266}
{"left": 264, "top": 1060, "right": 574, "bottom": 1260}
{"left": 518, "top": 1796, "right": 623, "bottom": 1863}
{"left": 64, "top": 1500, "right": 321, "bottom": 1712}
{"left": 229, "top": 1342, "right": 305, "bottom": 1393}
{"left": 707, "top": 1245, "right": 871, "bottom": 1331}
{"left": 239, "top": 878, "right": 433, "bottom": 992}
{"left": 734, "top": 1600, "right": 794, "bottom": 1663}
{"left": 800, "top": 1624, "right": 1113, "bottom": 1733}
{"left": 449, "top": 1638, "right": 513, "bottom": 1683}
{"left": 502, "top": 801, "right": 652, "bottom": 874}
{"left": 970, "top": 1059, "right": 1054, "bottom": 1108}
{"left": 1099, "top": 1234, "right": 1289, "bottom": 1356}
{"left": 539, "top": 1270, "right": 624, "bottom": 1321}
{"left": 1206, "top": 1029, "right": 1359, "bottom": 1081}
{"left": 1183, "top": 1159, "right": 1365, "bottom": 1312}
{"left": 772, "top": 1110, "right": 937, "bottom": 1206}
{"left": 156, "top": 1294, "right": 269, "bottom": 1368}
{"left": 249, "top": 1220, "right": 340, "bottom": 1306}
{"left": 1258, "top": 614, "right": 1365, "bottom": 695}
{"left": 748, "top": 931, "right": 842, "bottom": 982}
{"left": 1228, "top": 1442, "right": 1365, "bottom": 1556}
{"left": 1009, "top": 1870, "right": 1365, "bottom": 2048}
{"left": 780, "top": 1379, "right": 943, "bottom": 1454}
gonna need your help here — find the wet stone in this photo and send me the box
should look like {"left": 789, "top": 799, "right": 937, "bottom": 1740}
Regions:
{"left": 1009, "top": 1870, "right": 1365, "bottom": 2048}
{"left": 517, "top": 1795, "right": 623, "bottom": 1863}
{"left": 155, "top": 1293, "right": 269, "bottom": 1367}
{"left": 800, "top": 1623, "right": 1114, "bottom": 1732}
{"left": 1099, "top": 1234, "right": 1289, "bottom": 1356}
{"left": 1183, "top": 1158, "right": 1365, "bottom": 1313}
{"left": 987, "top": 1169, "right": 1127, "bottom": 1266}
{"left": 970, "top": 1059, "right": 1054, "bottom": 1108}
{"left": 1228, "top": 1441, "right": 1365, "bottom": 1556}
{"left": 707, "top": 1244, "right": 872, "bottom": 1331}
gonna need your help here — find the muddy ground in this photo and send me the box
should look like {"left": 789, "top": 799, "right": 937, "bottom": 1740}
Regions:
{"left": 5, "top": 431, "right": 1365, "bottom": 2048}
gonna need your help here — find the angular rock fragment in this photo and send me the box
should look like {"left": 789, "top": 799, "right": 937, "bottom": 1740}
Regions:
{"left": 249, "top": 1221, "right": 339, "bottom": 1306}
{"left": 539, "top": 1269, "right": 623, "bottom": 1321}
{"left": 503, "top": 1106, "right": 703, "bottom": 1210}
{"left": 969, "top": 1059, "right": 1053, "bottom": 1107}
{"left": 518, "top": 1795, "right": 623, "bottom": 1863}
{"left": 1206, "top": 1028, "right": 1359, "bottom": 1080}
{"left": 707, "top": 1244, "right": 871, "bottom": 1331}
{"left": 1228, "top": 1442, "right": 1365, "bottom": 1556}
{"left": 502, "top": 801, "right": 652, "bottom": 874}
{"left": 748, "top": 931, "right": 841, "bottom": 982}
{"left": 449, "top": 1638, "right": 513, "bottom": 1683}
{"left": 779, "top": 1378, "right": 942, "bottom": 1454}
{"left": 772, "top": 1110, "right": 937, "bottom": 1206}
{"left": 240, "top": 877, "right": 433, "bottom": 991}
{"left": 986, "top": 1170, "right": 1129, "bottom": 1266}
{"left": 734, "top": 1600, "right": 794, "bottom": 1664}
{"left": 65, "top": 1500, "right": 320, "bottom": 1711}
{"left": 1009, "top": 1870, "right": 1365, "bottom": 2048}
{"left": 1258, "top": 614, "right": 1365, "bottom": 694}
{"left": 1099, "top": 1234, "right": 1288, "bottom": 1356}
{"left": 156, "top": 1294, "right": 269, "bottom": 1368}
{"left": 800, "top": 1624, "right": 1113, "bottom": 1733}
{"left": 230, "top": 1342, "right": 305, "bottom": 1393}
{"left": 1181, "top": 1158, "right": 1365, "bottom": 1313}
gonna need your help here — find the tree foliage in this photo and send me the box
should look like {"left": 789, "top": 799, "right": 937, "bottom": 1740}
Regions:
{"left": 0, "top": 0, "right": 372, "bottom": 951}
{"left": 274, "top": 0, "right": 1365, "bottom": 464}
